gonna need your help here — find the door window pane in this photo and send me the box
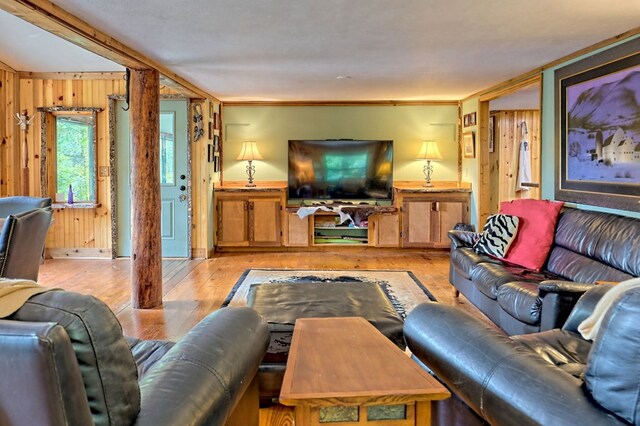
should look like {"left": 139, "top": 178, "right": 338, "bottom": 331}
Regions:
{"left": 160, "top": 112, "right": 176, "bottom": 185}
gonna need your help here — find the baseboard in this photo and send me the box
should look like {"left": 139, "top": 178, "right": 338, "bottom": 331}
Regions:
{"left": 191, "top": 248, "right": 215, "bottom": 259}
{"left": 46, "top": 248, "right": 112, "bottom": 259}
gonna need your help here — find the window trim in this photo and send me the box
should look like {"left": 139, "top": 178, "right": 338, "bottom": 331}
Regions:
{"left": 38, "top": 106, "right": 102, "bottom": 205}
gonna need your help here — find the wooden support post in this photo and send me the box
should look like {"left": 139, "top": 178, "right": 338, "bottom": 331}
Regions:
{"left": 130, "top": 68, "right": 162, "bottom": 309}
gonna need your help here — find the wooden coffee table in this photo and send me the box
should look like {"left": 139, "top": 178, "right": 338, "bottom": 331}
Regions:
{"left": 279, "top": 317, "right": 449, "bottom": 425}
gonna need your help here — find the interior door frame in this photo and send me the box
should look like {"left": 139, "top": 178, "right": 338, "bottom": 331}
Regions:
{"left": 108, "top": 94, "right": 193, "bottom": 259}
{"left": 475, "top": 75, "right": 542, "bottom": 226}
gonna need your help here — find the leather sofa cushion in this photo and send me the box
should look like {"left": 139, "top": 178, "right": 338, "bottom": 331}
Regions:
{"left": 470, "top": 263, "right": 551, "bottom": 300}
{"left": 554, "top": 208, "right": 640, "bottom": 278}
{"left": 584, "top": 287, "right": 640, "bottom": 424}
{"left": 546, "top": 246, "right": 633, "bottom": 284}
{"left": 450, "top": 247, "right": 500, "bottom": 280}
{"left": 512, "top": 329, "right": 591, "bottom": 378}
{"left": 126, "top": 337, "right": 175, "bottom": 379}
{"left": 11, "top": 291, "right": 140, "bottom": 426}
{"left": 497, "top": 282, "right": 541, "bottom": 326}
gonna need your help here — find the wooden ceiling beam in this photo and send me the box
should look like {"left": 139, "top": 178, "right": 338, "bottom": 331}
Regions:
{"left": 18, "top": 71, "right": 125, "bottom": 80}
{"left": 0, "top": 0, "right": 219, "bottom": 101}
{"left": 0, "top": 59, "right": 17, "bottom": 73}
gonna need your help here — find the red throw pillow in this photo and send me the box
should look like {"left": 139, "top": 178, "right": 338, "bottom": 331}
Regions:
{"left": 499, "top": 199, "right": 564, "bottom": 271}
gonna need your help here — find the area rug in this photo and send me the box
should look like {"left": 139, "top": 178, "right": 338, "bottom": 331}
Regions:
{"left": 221, "top": 269, "right": 436, "bottom": 319}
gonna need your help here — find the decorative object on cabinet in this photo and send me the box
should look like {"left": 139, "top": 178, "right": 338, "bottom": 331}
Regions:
{"left": 463, "top": 132, "right": 475, "bottom": 158}
{"left": 237, "top": 141, "right": 264, "bottom": 187}
{"left": 416, "top": 140, "right": 443, "bottom": 187}
{"left": 555, "top": 36, "right": 639, "bottom": 212}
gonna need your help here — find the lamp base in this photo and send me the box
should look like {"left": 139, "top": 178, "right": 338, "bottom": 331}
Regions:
{"left": 245, "top": 182, "right": 256, "bottom": 187}
{"left": 423, "top": 181, "right": 434, "bottom": 187}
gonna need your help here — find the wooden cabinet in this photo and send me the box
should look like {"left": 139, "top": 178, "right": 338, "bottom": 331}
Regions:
{"left": 215, "top": 188, "right": 284, "bottom": 248}
{"left": 398, "top": 191, "right": 470, "bottom": 249}
{"left": 370, "top": 213, "right": 400, "bottom": 247}
{"left": 285, "top": 212, "right": 309, "bottom": 247}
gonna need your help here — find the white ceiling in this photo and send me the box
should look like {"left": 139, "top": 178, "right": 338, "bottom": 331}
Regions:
{"left": 0, "top": 1, "right": 638, "bottom": 101}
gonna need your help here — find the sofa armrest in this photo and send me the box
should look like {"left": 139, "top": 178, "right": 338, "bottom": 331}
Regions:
{"left": 538, "top": 280, "right": 594, "bottom": 296}
{"left": 448, "top": 230, "right": 479, "bottom": 250}
{"left": 0, "top": 320, "right": 93, "bottom": 426}
{"left": 536, "top": 281, "right": 596, "bottom": 331}
{"left": 135, "top": 307, "right": 269, "bottom": 426}
{"left": 404, "top": 303, "right": 627, "bottom": 425}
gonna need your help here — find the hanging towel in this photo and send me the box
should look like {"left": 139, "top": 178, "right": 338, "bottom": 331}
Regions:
{"left": 517, "top": 121, "right": 531, "bottom": 191}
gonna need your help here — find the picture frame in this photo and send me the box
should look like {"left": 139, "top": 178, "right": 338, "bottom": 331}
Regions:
{"left": 213, "top": 112, "right": 219, "bottom": 130}
{"left": 208, "top": 102, "right": 214, "bottom": 119}
{"left": 554, "top": 37, "right": 640, "bottom": 212}
{"left": 207, "top": 143, "right": 214, "bottom": 163}
{"left": 469, "top": 112, "right": 477, "bottom": 126}
{"left": 463, "top": 114, "right": 470, "bottom": 127}
{"left": 213, "top": 155, "right": 220, "bottom": 172}
{"left": 463, "top": 131, "right": 475, "bottom": 158}
{"left": 488, "top": 115, "right": 495, "bottom": 153}
{"left": 213, "top": 135, "right": 220, "bottom": 152}
{"left": 208, "top": 121, "right": 213, "bottom": 140}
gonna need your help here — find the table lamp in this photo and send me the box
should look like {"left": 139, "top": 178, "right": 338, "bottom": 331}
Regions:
{"left": 236, "top": 141, "right": 263, "bottom": 187}
{"left": 416, "top": 140, "right": 442, "bottom": 187}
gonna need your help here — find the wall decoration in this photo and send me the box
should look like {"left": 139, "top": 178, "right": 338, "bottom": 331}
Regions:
{"left": 213, "top": 112, "right": 220, "bottom": 130}
{"left": 463, "top": 131, "right": 475, "bottom": 158}
{"left": 207, "top": 143, "right": 214, "bottom": 163}
{"left": 213, "top": 155, "right": 220, "bottom": 172}
{"left": 555, "top": 37, "right": 639, "bottom": 211}
{"left": 488, "top": 115, "right": 495, "bottom": 153}
{"left": 213, "top": 135, "right": 220, "bottom": 152}
{"left": 208, "top": 121, "right": 213, "bottom": 140}
{"left": 209, "top": 102, "right": 214, "bottom": 119}
{"left": 463, "top": 112, "right": 477, "bottom": 128}
{"left": 192, "top": 104, "right": 204, "bottom": 141}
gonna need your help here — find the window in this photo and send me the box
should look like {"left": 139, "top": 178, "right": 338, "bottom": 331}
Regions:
{"left": 55, "top": 114, "right": 96, "bottom": 202}
{"left": 38, "top": 107, "right": 101, "bottom": 204}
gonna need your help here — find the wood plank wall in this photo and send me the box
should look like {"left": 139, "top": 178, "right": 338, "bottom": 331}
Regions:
{"left": 0, "top": 69, "right": 19, "bottom": 196}
{"left": 490, "top": 110, "right": 541, "bottom": 212}
{"left": 9, "top": 76, "right": 216, "bottom": 258}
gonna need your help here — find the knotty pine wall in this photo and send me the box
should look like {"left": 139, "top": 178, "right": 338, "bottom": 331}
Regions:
{"left": 0, "top": 69, "right": 19, "bottom": 197}
{"left": 489, "top": 110, "right": 541, "bottom": 213}
{"left": 9, "top": 76, "right": 216, "bottom": 258}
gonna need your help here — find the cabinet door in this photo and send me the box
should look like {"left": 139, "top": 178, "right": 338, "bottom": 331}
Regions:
{"left": 433, "top": 201, "right": 463, "bottom": 247}
{"left": 285, "top": 213, "right": 309, "bottom": 247}
{"left": 217, "top": 199, "right": 249, "bottom": 246}
{"left": 373, "top": 213, "right": 400, "bottom": 247}
{"left": 250, "top": 199, "right": 282, "bottom": 246}
{"left": 402, "top": 201, "right": 435, "bottom": 247}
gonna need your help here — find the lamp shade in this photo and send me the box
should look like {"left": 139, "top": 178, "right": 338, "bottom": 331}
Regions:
{"left": 236, "top": 141, "right": 263, "bottom": 161}
{"left": 416, "top": 140, "right": 443, "bottom": 161}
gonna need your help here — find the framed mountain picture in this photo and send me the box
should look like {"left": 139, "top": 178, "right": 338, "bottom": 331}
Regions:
{"left": 555, "top": 37, "right": 640, "bottom": 212}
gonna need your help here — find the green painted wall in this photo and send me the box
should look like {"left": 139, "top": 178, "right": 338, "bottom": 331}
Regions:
{"left": 541, "top": 34, "right": 640, "bottom": 219}
{"left": 461, "top": 98, "right": 479, "bottom": 227}
{"left": 222, "top": 105, "right": 460, "bottom": 186}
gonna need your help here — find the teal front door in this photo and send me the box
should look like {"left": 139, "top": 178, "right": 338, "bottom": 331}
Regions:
{"left": 116, "top": 100, "right": 189, "bottom": 258}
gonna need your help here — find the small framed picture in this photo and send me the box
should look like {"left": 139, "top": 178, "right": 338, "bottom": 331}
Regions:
{"left": 488, "top": 115, "right": 495, "bottom": 153}
{"left": 208, "top": 121, "right": 213, "bottom": 140}
{"left": 213, "top": 155, "right": 220, "bottom": 172}
{"left": 213, "top": 112, "right": 219, "bottom": 130}
{"left": 463, "top": 131, "right": 475, "bottom": 158}
{"left": 463, "top": 114, "right": 470, "bottom": 127}
{"left": 469, "top": 112, "right": 477, "bottom": 126}
{"left": 213, "top": 135, "right": 220, "bottom": 152}
{"left": 208, "top": 102, "right": 214, "bottom": 119}
{"left": 207, "top": 143, "right": 214, "bottom": 163}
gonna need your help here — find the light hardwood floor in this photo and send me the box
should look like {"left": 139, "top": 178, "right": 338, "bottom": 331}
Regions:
{"left": 38, "top": 249, "right": 485, "bottom": 426}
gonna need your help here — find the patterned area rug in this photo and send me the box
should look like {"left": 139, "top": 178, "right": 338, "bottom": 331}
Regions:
{"left": 221, "top": 269, "right": 436, "bottom": 319}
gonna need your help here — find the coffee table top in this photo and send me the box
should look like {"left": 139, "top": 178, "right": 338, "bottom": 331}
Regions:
{"left": 279, "top": 317, "right": 449, "bottom": 407}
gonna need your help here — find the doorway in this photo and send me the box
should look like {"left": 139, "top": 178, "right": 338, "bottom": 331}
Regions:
{"left": 113, "top": 99, "right": 190, "bottom": 258}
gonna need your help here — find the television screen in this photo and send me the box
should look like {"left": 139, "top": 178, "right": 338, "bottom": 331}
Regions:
{"left": 288, "top": 140, "right": 393, "bottom": 201}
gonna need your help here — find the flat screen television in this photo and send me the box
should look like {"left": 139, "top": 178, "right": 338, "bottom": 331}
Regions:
{"left": 288, "top": 139, "right": 393, "bottom": 202}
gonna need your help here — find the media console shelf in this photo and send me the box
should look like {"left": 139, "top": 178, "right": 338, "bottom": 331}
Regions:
{"left": 213, "top": 181, "right": 471, "bottom": 251}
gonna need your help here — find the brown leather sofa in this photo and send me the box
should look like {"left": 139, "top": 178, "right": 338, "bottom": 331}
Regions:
{"left": 404, "top": 284, "right": 639, "bottom": 425}
{"left": 0, "top": 290, "right": 270, "bottom": 425}
{"left": 449, "top": 207, "right": 640, "bottom": 334}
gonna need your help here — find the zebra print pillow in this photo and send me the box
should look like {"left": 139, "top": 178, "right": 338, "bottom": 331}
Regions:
{"left": 473, "top": 214, "right": 520, "bottom": 259}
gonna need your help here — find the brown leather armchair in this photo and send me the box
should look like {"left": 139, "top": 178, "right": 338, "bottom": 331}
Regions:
{"left": 0, "top": 290, "right": 270, "bottom": 425}
{"left": 0, "top": 207, "right": 52, "bottom": 280}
